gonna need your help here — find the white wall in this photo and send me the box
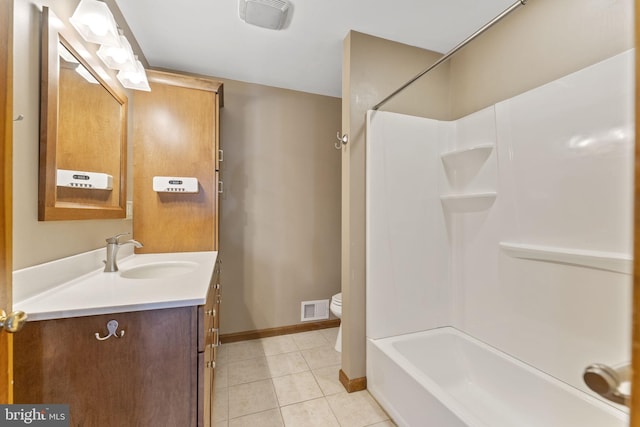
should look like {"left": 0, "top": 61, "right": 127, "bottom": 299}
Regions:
{"left": 366, "top": 111, "right": 450, "bottom": 340}
{"left": 366, "top": 49, "right": 633, "bottom": 403}
{"left": 455, "top": 49, "right": 634, "bottom": 398}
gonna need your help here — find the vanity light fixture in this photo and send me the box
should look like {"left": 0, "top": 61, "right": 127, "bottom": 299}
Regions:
{"left": 97, "top": 34, "right": 136, "bottom": 71}
{"left": 117, "top": 59, "right": 151, "bottom": 92}
{"left": 58, "top": 43, "right": 79, "bottom": 64}
{"left": 59, "top": 42, "right": 98, "bottom": 84}
{"left": 69, "top": 0, "right": 120, "bottom": 47}
{"left": 75, "top": 64, "right": 100, "bottom": 84}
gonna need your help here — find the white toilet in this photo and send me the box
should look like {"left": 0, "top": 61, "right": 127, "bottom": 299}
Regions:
{"left": 330, "top": 292, "right": 342, "bottom": 352}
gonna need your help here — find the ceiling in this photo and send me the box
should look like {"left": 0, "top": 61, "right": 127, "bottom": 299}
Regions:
{"left": 115, "top": 0, "right": 517, "bottom": 98}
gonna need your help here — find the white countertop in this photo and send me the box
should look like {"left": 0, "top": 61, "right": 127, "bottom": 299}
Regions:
{"left": 14, "top": 251, "right": 218, "bottom": 321}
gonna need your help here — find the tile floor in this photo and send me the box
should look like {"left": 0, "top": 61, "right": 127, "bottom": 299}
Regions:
{"left": 213, "top": 327, "right": 397, "bottom": 427}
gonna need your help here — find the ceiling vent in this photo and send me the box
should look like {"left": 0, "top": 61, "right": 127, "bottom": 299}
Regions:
{"left": 239, "top": 0, "right": 290, "bottom": 30}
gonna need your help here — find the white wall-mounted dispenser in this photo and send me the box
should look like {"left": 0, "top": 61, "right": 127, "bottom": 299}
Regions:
{"left": 56, "top": 169, "right": 113, "bottom": 190}
{"left": 153, "top": 176, "right": 199, "bottom": 193}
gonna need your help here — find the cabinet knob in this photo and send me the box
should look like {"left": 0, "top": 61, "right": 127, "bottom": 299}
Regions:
{"left": 0, "top": 310, "right": 27, "bottom": 333}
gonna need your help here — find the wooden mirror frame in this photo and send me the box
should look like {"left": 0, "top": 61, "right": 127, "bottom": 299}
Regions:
{"left": 39, "top": 7, "right": 127, "bottom": 221}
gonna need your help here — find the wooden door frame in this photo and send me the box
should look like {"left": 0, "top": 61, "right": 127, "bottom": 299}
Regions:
{"left": 631, "top": 1, "right": 640, "bottom": 425}
{"left": 0, "top": 0, "right": 14, "bottom": 404}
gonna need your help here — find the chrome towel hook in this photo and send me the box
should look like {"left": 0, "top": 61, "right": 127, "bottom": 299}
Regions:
{"left": 335, "top": 132, "right": 348, "bottom": 150}
{"left": 95, "top": 319, "right": 125, "bottom": 341}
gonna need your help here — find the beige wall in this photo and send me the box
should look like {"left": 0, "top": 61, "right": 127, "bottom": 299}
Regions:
{"left": 450, "top": 0, "right": 634, "bottom": 118}
{"left": 216, "top": 78, "right": 342, "bottom": 334}
{"left": 341, "top": 31, "right": 449, "bottom": 380}
{"left": 13, "top": 0, "right": 133, "bottom": 271}
{"left": 342, "top": 0, "right": 633, "bottom": 383}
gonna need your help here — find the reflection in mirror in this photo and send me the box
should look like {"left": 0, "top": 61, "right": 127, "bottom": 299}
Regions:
{"left": 39, "top": 7, "right": 127, "bottom": 221}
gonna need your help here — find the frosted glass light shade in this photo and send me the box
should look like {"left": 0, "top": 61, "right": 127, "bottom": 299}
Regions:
{"left": 75, "top": 64, "right": 99, "bottom": 84}
{"left": 97, "top": 35, "right": 136, "bottom": 71}
{"left": 117, "top": 60, "right": 151, "bottom": 91}
{"left": 69, "top": 0, "right": 120, "bottom": 47}
{"left": 58, "top": 43, "right": 78, "bottom": 64}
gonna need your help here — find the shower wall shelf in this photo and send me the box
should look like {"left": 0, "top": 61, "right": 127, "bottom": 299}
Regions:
{"left": 440, "top": 143, "right": 494, "bottom": 171}
{"left": 499, "top": 242, "right": 632, "bottom": 274}
{"left": 440, "top": 192, "right": 496, "bottom": 212}
{"left": 440, "top": 144, "right": 496, "bottom": 208}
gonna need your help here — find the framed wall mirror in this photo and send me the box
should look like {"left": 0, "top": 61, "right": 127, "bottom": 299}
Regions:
{"left": 39, "top": 7, "right": 127, "bottom": 221}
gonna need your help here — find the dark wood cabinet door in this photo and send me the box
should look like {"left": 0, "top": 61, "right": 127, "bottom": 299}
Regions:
{"left": 14, "top": 307, "right": 198, "bottom": 427}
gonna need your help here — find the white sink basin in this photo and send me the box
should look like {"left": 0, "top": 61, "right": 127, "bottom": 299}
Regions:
{"left": 13, "top": 250, "right": 218, "bottom": 321}
{"left": 119, "top": 261, "right": 199, "bottom": 279}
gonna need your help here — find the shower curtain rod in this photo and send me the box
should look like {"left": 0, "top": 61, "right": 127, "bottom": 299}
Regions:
{"left": 372, "top": 0, "right": 528, "bottom": 111}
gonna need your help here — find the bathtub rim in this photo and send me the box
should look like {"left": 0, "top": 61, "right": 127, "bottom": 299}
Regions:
{"left": 367, "top": 326, "right": 628, "bottom": 425}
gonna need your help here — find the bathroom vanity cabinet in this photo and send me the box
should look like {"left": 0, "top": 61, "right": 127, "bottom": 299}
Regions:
{"left": 13, "top": 261, "right": 221, "bottom": 427}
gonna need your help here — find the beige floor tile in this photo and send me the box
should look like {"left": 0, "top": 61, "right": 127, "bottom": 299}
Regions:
{"left": 280, "top": 398, "right": 340, "bottom": 427}
{"left": 266, "top": 351, "right": 310, "bottom": 378}
{"left": 213, "top": 420, "right": 228, "bottom": 427}
{"left": 228, "top": 357, "right": 271, "bottom": 385}
{"left": 326, "top": 391, "right": 389, "bottom": 427}
{"left": 213, "top": 387, "right": 229, "bottom": 422}
{"left": 216, "top": 345, "right": 229, "bottom": 364}
{"left": 291, "top": 331, "right": 330, "bottom": 350}
{"left": 301, "top": 346, "right": 341, "bottom": 369}
{"left": 272, "top": 371, "right": 324, "bottom": 406}
{"left": 215, "top": 364, "right": 228, "bottom": 389}
{"left": 259, "top": 335, "right": 299, "bottom": 356}
{"left": 311, "top": 364, "right": 344, "bottom": 396}
{"left": 319, "top": 327, "right": 339, "bottom": 344}
{"left": 224, "top": 340, "right": 266, "bottom": 361}
{"left": 228, "top": 379, "right": 278, "bottom": 419}
{"left": 366, "top": 421, "right": 397, "bottom": 427}
{"left": 228, "top": 408, "right": 284, "bottom": 427}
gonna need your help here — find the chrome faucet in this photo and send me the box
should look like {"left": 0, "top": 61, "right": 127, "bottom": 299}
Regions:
{"left": 104, "top": 233, "right": 143, "bottom": 272}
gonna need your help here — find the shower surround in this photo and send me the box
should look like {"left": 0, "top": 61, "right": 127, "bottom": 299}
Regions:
{"left": 366, "top": 49, "right": 634, "bottom": 426}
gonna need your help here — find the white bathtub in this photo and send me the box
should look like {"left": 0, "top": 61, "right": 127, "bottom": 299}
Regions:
{"left": 366, "top": 327, "right": 628, "bottom": 427}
